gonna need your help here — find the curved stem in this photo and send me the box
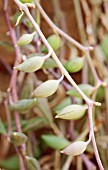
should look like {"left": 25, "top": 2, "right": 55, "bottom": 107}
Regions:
{"left": 12, "top": 1, "right": 104, "bottom": 169}
{"left": 13, "top": 0, "right": 95, "bottom": 106}
{"left": 34, "top": 0, "right": 90, "bottom": 52}
{"left": 34, "top": 0, "right": 104, "bottom": 88}
{"left": 88, "top": 105, "right": 104, "bottom": 170}
{"left": 4, "top": 1, "right": 26, "bottom": 169}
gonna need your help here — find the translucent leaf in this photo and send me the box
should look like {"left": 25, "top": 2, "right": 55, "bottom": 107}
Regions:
{"left": 41, "top": 134, "right": 70, "bottom": 150}
{"left": 42, "top": 34, "right": 61, "bottom": 52}
{"left": 67, "top": 84, "right": 95, "bottom": 98}
{"left": 42, "top": 58, "right": 57, "bottom": 69}
{"left": 55, "top": 104, "right": 88, "bottom": 120}
{"left": 20, "top": 75, "right": 34, "bottom": 99}
{"left": 32, "top": 80, "right": 60, "bottom": 98}
{"left": 64, "top": 56, "right": 85, "bottom": 73}
{"left": 61, "top": 141, "right": 88, "bottom": 156}
{"left": 16, "top": 32, "right": 36, "bottom": 46}
{"left": 14, "top": 57, "right": 45, "bottom": 73}
{"left": 26, "top": 156, "right": 41, "bottom": 170}
{"left": 10, "top": 132, "right": 28, "bottom": 146}
{"left": 10, "top": 98, "right": 37, "bottom": 113}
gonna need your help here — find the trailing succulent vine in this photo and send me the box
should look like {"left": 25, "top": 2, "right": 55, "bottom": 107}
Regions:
{"left": 1, "top": 0, "right": 108, "bottom": 169}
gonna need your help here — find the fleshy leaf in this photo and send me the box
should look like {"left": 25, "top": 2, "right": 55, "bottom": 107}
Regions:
{"left": 10, "top": 98, "right": 37, "bottom": 113}
{"left": 26, "top": 156, "right": 41, "bottom": 170}
{"left": 55, "top": 104, "right": 88, "bottom": 120}
{"left": 67, "top": 84, "right": 95, "bottom": 98}
{"left": 42, "top": 34, "right": 61, "bottom": 52}
{"left": 16, "top": 32, "right": 36, "bottom": 46}
{"left": 14, "top": 57, "right": 45, "bottom": 73}
{"left": 10, "top": 132, "right": 28, "bottom": 146}
{"left": 42, "top": 58, "right": 57, "bottom": 69}
{"left": 61, "top": 141, "right": 88, "bottom": 156}
{"left": 32, "top": 79, "right": 62, "bottom": 98}
{"left": 41, "top": 134, "right": 70, "bottom": 150}
{"left": 64, "top": 56, "right": 85, "bottom": 73}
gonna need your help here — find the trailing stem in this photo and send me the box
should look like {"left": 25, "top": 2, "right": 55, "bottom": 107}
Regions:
{"left": 13, "top": 1, "right": 104, "bottom": 169}
{"left": 4, "top": 1, "right": 26, "bottom": 169}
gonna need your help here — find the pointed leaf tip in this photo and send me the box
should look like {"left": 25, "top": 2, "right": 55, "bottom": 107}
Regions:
{"left": 61, "top": 141, "right": 88, "bottom": 156}
{"left": 32, "top": 79, "right": 60, "bottom": 98}
{"left": 15, "top": 57, "right": 45, "bottom": 73}
{"left": 55, "top": 115, "right": 59, "bottom": 118}
{"left": 56, "top": 104, "right": 87, "bottom": 120}
{"left": 16, "top": 32, "right": 36, "bottom": 46}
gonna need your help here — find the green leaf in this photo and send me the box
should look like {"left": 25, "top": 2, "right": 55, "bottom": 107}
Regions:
{"left": 96, "top": 86, "right": 105, "bottom": 102}
{"left": 26, "top": 20, "right": 34, "bottom": 29}
{"left": 14, "top": 57, "right": 45, "bottom": 73}
{"left": 27, "top": 53, "right": 57, "bottom": 69}
{"left": 32, "top": 79, "right": 60, "bottom": 98}
{"left": 0, "top": 118, "right": 6, "bottom": 135}
{"left": 61, "top": 141, "right": 88, "bottom": 156}
{"left": 67, "top": 84, "right": 95, "bottom": 98}
{"left": 22, "top": 117, "right": 48, "bottom": 132}
{"left": 16, "top": 32, "right": 36, "bottom": 46}
{"left": 36, "top": 98, "right": 53, "bottom": 125}
{"left": 20, "top": 75, "right": 34, "bottom": 99}
{"left": 42, "top": 58, "right": 57, "bottom": 69}
{"left": 101, "top": 36, "right": 108, "bottom": 59}
{"left": 41, "top": 134, "right": 70, "bottom": 150}
{"left": 64, "top": 56, "right": 85, "bottom": 73}
{"left": 54, "top": 97, "right": 71, "bottom": 113}
{"left": 26, "top": 156, "right": 41, "bottom": 170}
{"left": 55, "top": 104, "right": 88, "bottom": 120}
{"left": 10, "top": 98, "right": 37, "bottom": 113}
{"left": 0, "top": 156, "right": 19, "bottom": 170}
{"left": 10, "top": 132, "right": 28, "bottom": 146}
{"left": 12, "top": 12, "right": 23, "bottom": 25}
{"left": 20, "top": 0, "right": 33, "bottom": 3}
{"left": 42, "top": 34, "right": 61, "bottom": 52}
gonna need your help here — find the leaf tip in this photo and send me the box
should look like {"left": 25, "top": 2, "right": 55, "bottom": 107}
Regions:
{"left": 55, "top": 115, "right": 59, "bottom": 118}
{"left": 60, "top": 150, "right": 64, "bottom": 154}
{"left": 94, "top": 102, "right": 101, "bottom": 107}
